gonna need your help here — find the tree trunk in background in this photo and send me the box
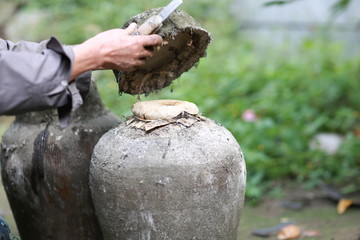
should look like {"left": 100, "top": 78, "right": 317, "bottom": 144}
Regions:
{"left": 0, "top": 1, "right": 26, "bottom": 39}
{"left": 0, "top": 26, "right": 6, "bottom": 39}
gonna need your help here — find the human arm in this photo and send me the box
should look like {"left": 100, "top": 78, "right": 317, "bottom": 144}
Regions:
{"left": 69, "top": 23, "right": 163, "bottom": 80}
{"left": 0, "top": 37, "right": 77, "bottom": 120}
{"left": 0, "top": 23, "right": 162, "bottom": 126}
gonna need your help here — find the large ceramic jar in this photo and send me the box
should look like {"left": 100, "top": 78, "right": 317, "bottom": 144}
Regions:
{"left": 0, "top": 81, "right": 120, "bottom": 240}
{"left": 90, "top": 100, "right": 246, "bottom": 240}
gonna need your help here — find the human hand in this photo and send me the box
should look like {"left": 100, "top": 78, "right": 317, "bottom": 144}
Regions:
{"left": 70, "top": 23, "right": 163, "bottom": 80}
{"left": 90, "top": 23, "right": 163, "bottom": 71}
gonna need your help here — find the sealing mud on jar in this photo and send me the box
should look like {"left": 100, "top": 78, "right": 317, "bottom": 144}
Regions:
{"left": 90, "top": 100, "right": 246, "bottom": 240}
{"left": 114, "top": 8, "right": 211, "bottom": 95}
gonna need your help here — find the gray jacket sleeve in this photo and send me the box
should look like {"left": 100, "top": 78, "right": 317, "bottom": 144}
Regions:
{"left": 0, "top": 37, "right": 91, "bottom": 127}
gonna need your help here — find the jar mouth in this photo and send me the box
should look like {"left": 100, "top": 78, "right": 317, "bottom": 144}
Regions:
{"left": 131, "top": 99, "right": 199, "bottom": 120}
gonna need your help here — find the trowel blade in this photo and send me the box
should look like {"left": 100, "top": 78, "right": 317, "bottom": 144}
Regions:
{"left": 159, "top": 0, "right": 183, "bottom": 21}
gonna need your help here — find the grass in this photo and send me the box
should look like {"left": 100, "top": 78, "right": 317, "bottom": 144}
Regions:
{"left": 239, "top": 202, "right": 360, "bottom": 240}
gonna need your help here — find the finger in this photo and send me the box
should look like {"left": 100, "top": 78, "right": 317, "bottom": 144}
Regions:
{"left": 122, "top": 62, "right": 143, "bottom": 72}
{"left": 140, "top": 35, "right": 163, "bottom": 46}
{"left": 130, "top": 59, "right": 146, "bottom": 68}
{"left": 140, "top": 49, "right": 153, "bottom": 58}
{"left": 120, "top": 59, "right": 146, "bottom": 72}
{"left": 136, "top": 59, "right": 146, "bottom": 66}
{"left": 125, "top": 22, "right": 138, "bottom": 34}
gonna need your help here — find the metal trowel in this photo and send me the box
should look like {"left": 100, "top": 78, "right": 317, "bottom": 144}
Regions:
{"left": 132, "top": 0, "right": 183, "bottom": 35}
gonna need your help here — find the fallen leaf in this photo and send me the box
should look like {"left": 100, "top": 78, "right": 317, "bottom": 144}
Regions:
{"left": 337, "top": 199, "right": 353, "bottom": 214}
{"left": 302, "top": 230, "right": 321, "bottom": 237}
{"left": 277, "top": 224, "right": 301, "bottom": 240}
{"left": 355, "top": 128, "right": 360, "bottom": 138}
{"left": 252, "top": 222, "right": 295, "bottom": 237}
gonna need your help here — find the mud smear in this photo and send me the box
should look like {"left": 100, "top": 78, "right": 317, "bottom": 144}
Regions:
{"left": 115, "top": 8, "right": 212, "bottom": 95}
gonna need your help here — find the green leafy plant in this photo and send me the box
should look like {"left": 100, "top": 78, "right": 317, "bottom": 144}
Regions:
{"left": 10, "top": 0, "right": 360, "bottom": 201}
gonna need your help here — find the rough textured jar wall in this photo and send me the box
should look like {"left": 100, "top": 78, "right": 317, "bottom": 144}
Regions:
{"left": 0, "top": 82, "right": 119, "bottom": 240}
{"left": 90, "top": 114, "right": 246, "bottom": 240}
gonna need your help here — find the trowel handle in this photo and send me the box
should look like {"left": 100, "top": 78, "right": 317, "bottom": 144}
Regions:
{"left": 132, "top": 15, "right": 163, "bottom": 35}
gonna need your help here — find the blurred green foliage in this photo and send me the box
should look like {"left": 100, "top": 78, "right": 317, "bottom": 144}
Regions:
{"left": 22, "top": 0, "right": 360, "bottom": 200}
{"left": 265, "top": 0, "right": 353, "bottom": 16}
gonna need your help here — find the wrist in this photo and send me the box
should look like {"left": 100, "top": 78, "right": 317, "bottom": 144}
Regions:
{"left": 70, "top": 41, "right": 101, "bottom": 80}
{"left": 75, "top": 41, "right": 102, "bottom": 69}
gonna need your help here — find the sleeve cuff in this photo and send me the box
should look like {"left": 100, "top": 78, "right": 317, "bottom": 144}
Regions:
{"left": 47, "top": 37, "right": 92, "bottom": 128}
